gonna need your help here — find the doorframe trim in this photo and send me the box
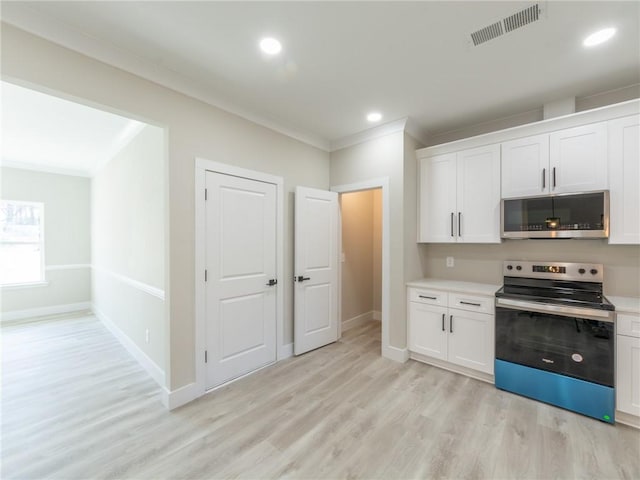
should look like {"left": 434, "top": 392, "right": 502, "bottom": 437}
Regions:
{"left": 194, "top": 158, "right": 285, "bottom": 398}
{"left": 331, "top": 177, "right": 392, "bottom": 360}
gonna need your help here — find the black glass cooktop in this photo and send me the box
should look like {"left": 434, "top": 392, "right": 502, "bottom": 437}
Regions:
{"left": 496, "top": 277, "right": 615, "bottom": 311}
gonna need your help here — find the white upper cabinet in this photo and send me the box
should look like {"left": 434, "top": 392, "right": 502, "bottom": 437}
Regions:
{"left": 549, "top": 122, "right": 608, "bottom": 194}
{"left": 419, "top": 153, "right": 457, "bottom": 243}
{"left": 608, "top": 114, "right": 640, "bottom": 244}
{"left": 419, "top": 145, "right": 500, "bottom": 243}
{"left": 457, "top": 145, "right": 501, "bottom": 243}
{"left": 501, "top": 122, "right": 607, "bottom": 199}
{"left": 501, "top": 134, "right": 550, "bottom": 198}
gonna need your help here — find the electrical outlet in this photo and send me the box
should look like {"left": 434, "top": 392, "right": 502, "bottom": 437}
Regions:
{"left": 446, "top": 256, "right": 455, "bottom": 268}
{"left": 145, "top": 329, "right": 150, "bottom": 344}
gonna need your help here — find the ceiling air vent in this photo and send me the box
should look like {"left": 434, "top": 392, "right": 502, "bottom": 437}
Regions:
{"left": 469, "top": 3, "right": 544, "bottom": 47}
{"left": 503, "top": 4, "right": 540, "bottom": 33}
{"left": 471, "top": 21, "right": 504, "bottom": 46}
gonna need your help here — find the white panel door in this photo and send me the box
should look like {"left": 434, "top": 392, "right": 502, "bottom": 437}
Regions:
{"left": 617, "top": 334, "right": 640, "bottom": 417}
{"left": 549, "top": 122, "right": 608, "bottom": 194}
{"left": 205, "top": 172, "right": 277, "bottom": 389}
{"left": 608, "top": 115, "right": 640, "bottom": 245}
{"left": 408, "top": 302, "right": 448, "bottom": 360}
{"left": 419, "top": 153, "right": 457, "bottom": 242}
{"left": 447, "top": 308, "right": 494, "bottom": 374}
{"left": 456, "top": 144, "right": 501, "bottom": 243}
{"left": 501, "top": 134, "right": 550, "bottom": 198}
{"left": 294, "top": 186, "right": 339, "bottom": 355}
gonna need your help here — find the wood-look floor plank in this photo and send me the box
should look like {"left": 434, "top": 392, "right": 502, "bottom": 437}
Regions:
{"left": 2, "top": 314, "right": 639, "bottom": 479}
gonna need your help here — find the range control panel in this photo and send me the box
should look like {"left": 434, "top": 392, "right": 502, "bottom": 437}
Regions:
{"left": 503, "top": 261, "right": 603, "bottom": 283}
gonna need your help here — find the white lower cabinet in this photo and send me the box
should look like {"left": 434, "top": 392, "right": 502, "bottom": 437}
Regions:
{"left": 616, "top": 312, "right": 640, "bottom": 417}
{"left": 408, "top": 286, "right": 495, "bottom": 376}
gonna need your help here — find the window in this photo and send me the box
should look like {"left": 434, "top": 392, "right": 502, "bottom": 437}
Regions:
{"left": 0, "top": 200, "right": 45, "bottom": 286}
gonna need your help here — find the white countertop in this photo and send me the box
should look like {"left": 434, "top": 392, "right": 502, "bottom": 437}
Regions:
{"left": 607, "top": 295, "right": 640, "bottom": 314}
{"left": 406, "top": 278, "right": 500, "bottom": 297}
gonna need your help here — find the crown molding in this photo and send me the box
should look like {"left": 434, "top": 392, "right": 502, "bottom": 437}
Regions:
{"left": 1, "top": 6, "right": 331, "bottom": 152}
{"left": 0, "top": 160, "right": 92, "bottom": 178}
{"left": 330, "top": 118, "right": 408, "bottom": 152}
{"left": 404, "top": 118, "right": 430, "bottom": 147}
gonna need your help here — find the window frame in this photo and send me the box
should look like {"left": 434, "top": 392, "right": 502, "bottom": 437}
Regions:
{"left": 0, "top": 199, "right": 47, "bottom": 288}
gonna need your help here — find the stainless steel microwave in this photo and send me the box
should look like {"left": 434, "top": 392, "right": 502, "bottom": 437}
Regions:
{"left": 501, "top": 191, "right": 609, "bottom": 239}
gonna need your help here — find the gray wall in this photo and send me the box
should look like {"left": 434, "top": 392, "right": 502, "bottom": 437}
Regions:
{"left": 1, "top": 167, "right": 91, "bottom": 314}
{"left": 1, "top": 23, "right": 330, "bottom": 390}
{"left": 92, "top": 124, "right": 166, "bottom": 375}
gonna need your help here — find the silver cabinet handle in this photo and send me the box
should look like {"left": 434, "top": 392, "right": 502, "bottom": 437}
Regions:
{"left": 458, "top": 212, "right": 461, "bottom": 237}
{"left": 460, "top": 301, "right": 481, "bottom": 307}
{"left": 542, "top": 168, "right": 546, "bottom": 189}
{"left": 419, "top": 295, "right": 437, "bottom": 300}
{"left": 552, "top": 167, "right": 556, "bottom": 188}
{"left": 450, "top": 212, "right": 454, "bottom": 237}
{"left": 441, "top": 313, "right": 445, "bottom": 331}
{"left": 449, "top": 315, "right": 453, "bottom": 333}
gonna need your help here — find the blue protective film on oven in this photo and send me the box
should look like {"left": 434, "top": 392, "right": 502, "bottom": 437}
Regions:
{"left": 495, "top": 359, "right": 615, "bottom": 424}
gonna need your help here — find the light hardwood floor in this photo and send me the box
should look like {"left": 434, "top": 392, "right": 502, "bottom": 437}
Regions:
{"left": 2, "top": 314, "right": 639, "bottom": 479}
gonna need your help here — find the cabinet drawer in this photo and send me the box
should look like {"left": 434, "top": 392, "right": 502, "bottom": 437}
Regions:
{"left": 449, "top": 292, "right": 493, "bottom": 315}
{"left": 618, "top": 313, "right": 640, "bottom": 338}
{"left": 408, "top": 288, "right": 447, "bottom": 307}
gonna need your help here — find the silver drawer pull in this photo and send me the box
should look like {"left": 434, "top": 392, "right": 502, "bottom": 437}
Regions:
{"left": 419, "top": 295, "right": 437, "bottom": 300}
{"left": 460, "top": 301, "right": 481, "bottom": 307}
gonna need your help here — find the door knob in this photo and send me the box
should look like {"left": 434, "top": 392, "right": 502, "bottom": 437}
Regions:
{"left": 295, "top": 275, "right": 311, "bottom": 282}
{"left": 266, "top": 279, "right": 278, "bottom": 286}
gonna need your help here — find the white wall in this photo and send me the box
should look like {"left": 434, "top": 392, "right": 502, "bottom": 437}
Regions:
{"left": 330, "top": 132, "right": 406, "bottom": 347}
{"left": 0, "top": 167, "right": 90, "bottom": 317}
{"left": 1, "top": 23, "right": 331, "bottom": 390}
{"left": 92, "top": 124, "right": 166, "bottom": 377}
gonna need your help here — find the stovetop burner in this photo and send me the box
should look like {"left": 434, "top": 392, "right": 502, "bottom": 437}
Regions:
{"left": 496, "top": 261, "right": 614, "bottom": 312}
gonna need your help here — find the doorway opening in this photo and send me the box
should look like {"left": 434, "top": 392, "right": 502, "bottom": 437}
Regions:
{"left": 332, "top": 178, "right": 390, "bottom": 358}
{"left": 339, "top": 189, "right": 382, "bottom": 347}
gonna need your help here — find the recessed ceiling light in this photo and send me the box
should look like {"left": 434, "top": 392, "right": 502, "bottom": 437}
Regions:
{"left": 583, "top": 28, "right": 616, "bottom": 47}
{"left": 367, "top": 112, "right": 382, "bottom": 123}
{"left": 259, "top": 37, "right": 282, "bottom": 55}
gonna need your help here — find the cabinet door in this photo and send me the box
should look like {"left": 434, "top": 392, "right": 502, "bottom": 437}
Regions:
{"left": 456, "top": 144, "right": 501, "bottom": 243}
{"left": 447, "top": 308, "right": 494, "bottom": 374}
{"left": 549, "top": 122, "right": 608, "bottom": 194}
{"left": 419, "top": 153, "right": 457, "bottom": 242}
{"left": 408, "top": 302, "right": 448, "bottom": 360}
{"left": 616, "top": 334, "right": 640, "bottom": 417}
{"left": 609, "top": 115, "right": 640, "bottom": 245}
{"left": 501, "top": 134, "right": 550, "bottom": 198}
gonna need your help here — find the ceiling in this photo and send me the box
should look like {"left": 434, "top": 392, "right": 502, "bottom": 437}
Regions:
{"left": 1, "top": 81, "right": 144, "bottom": 176}
{"left": 2, "top": 1, "right": 639, "bottom": 150}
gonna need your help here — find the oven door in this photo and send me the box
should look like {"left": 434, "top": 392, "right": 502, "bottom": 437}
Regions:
{"left": 495, "top": 297, "right": 614, "bottom": 387}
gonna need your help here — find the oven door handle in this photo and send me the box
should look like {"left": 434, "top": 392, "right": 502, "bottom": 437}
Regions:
{"left": 495, "top": 297, "right": 615, "bottom": 323}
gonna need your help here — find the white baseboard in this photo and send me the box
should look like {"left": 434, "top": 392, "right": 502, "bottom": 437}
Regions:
{"left": 615, "top": 410, "right": 640, "bottom": 429}
{"left": 373, "top": 310, "right": 382, "bottom": 321}
{"left": 1, "top": 302, "right": 91, "bottom": 323}
{"left": 342, "top": 310, "right": 375, "bottom": 331}
{"left": 279, "top": 342, "right": 293, "bottom": 360}
{"left": 162, "top": 382, "right": 200, "bottom": 410}
{"left": 92, "top": 303, "right": 166, "bottom": 388}
{"left": 383, "top": 345, "right": 409, "bottom": 363}
{"left": 409, "top": 352, "right": 494, "bottom": 384}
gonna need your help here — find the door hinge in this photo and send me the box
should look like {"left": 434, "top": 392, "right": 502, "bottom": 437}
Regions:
{"left": 205, "top": 270, "right": 208, "bottom": 282}
{"left": 205, "top": 188, "right": 208, "bottom": 201}
{"left": 205, "top": 350, "right": 208, "bottom": 363}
